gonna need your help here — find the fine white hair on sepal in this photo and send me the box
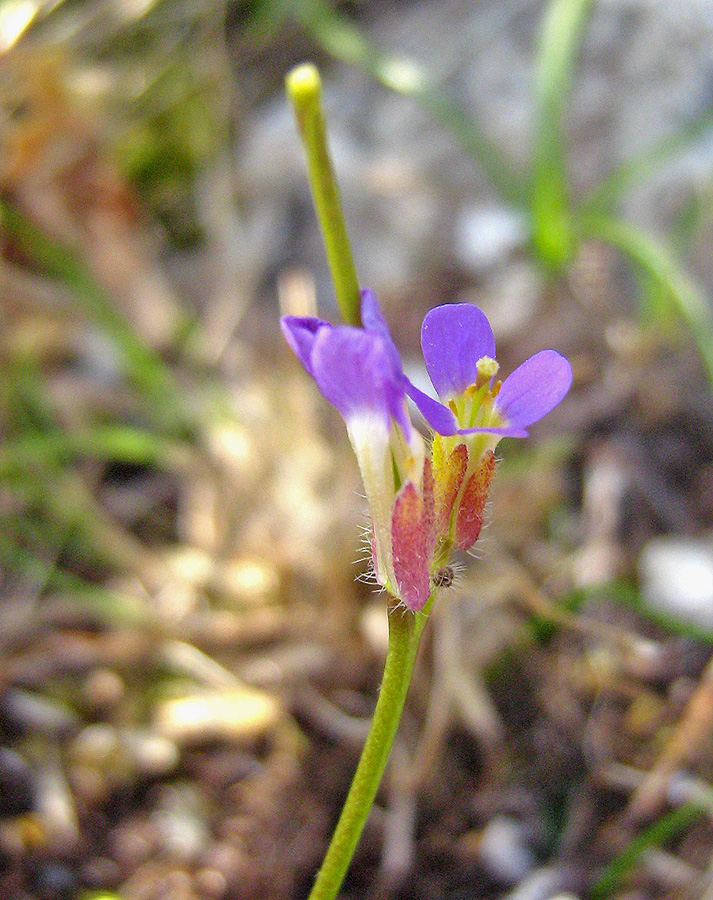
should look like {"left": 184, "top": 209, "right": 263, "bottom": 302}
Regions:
{"left": 352, "top": 555, "right": 373, "bottom": 567}
{"left": 465, "top": 545, "right": 486, "bottom": 562}
{"left": 356, "top": 569, "right": 379, "bottom": 585}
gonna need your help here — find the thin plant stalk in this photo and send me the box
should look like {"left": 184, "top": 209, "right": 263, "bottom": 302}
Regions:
{"left": 290, "top": 0, "right": 524, "bottom": 207}
{"left": 286, "top": 62, "right": 362, "bottom": 326}
{"left": 285, "top": 61, "right": 433, "bottom": 899}
{"left": 308, "top": 598, "right": 433, "bottom": 900}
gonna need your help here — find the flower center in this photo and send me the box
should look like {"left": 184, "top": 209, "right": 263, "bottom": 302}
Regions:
{"left": 446, "top": 357, "right": 503, "bottom": 431}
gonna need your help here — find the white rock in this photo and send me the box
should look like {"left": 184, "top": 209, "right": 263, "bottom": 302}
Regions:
{"left": 478, "top": 816, "right": 535, "bottom": 884}
{"left": 640, "top": 536, "right": 713, "bottom": 629}
{"left": 503, "top": 866, "right": 574, "bottom": 900}
{"left": 470, "top": 260, "right": 543, "bottom": 340}
{"left": 155, "top": 687, "right": 280, "bottom": 745}
{"left": 455, "top": 206, "right": 528, "bottom": 273}
{"left": 360, "top": 602, "right": 388, "bottom": 657}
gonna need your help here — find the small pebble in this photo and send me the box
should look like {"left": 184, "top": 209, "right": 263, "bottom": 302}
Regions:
{"left": 109, "top": 821, "right": 154, "bottom": 868}
{"left": 155, "top": 687, "right": 280, "bottom": 745}
{"left": 201, "top": 841, "right": 249, "bottom": 884}
{"left": 3, "top": 689, "right": 78, "bottom": 737}
{"left": 455, "top": 204, "right": 528, "bottom": 272}
{"left": 31, "top": 860, "right": 77, "bottom": 900}
{"left": 504, "top": 866, "right": 576, "bottom": 900}
{"left": 0, "top": 748, "right": 36, "bottom": 817}
{"left": 154, "top": 809, "right": 209, "bottom": 863}
{"left": 640, "top": 536, "right": 713, "bottom": 629}
{"left": 195, "top": 867, "right": 228, "bottom": 899}
{"left": 152, "top": 784, "right": 210, "bottom": 863}
{"left": 35, "top": 762, "right": 79, "bottom": 846}
{"left": 121, "top": 729, "right": 179, "bottom": 776}
{"left": 69, "top": 765, "right": 107, "bottom": 806}
{"left": 82, "top": 669, "right": 125, "bottom": 711}
{"left": 218, "top": 556, "right": 280, "bottom": 605}
{"left": 478, "top": 816, "right": 535, "bottom": 884}
{"left": 71, "top": 725, "right": 120, "bottom": 768}
{"left": 360, "top": 603, "right": 388, "bottom": 656}
{"left": 80, "top": 856, "right": 121, "bottom": 889}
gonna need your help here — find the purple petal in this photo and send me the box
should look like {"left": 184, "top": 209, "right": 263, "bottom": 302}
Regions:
{"left": 421, "top": 304, "right": 496, "bottom": 398}
{"left": 403, "top": 379, "right": 459, "bottom": 435}
{"left": 281, "top": 316, "right": 331, "bottom": 376}
{"left": 310, "top": 326, "right": 408, "bottom": 431}
{"left": 360, "top": 288, "right": 388, "bottom": 334}
{"left": 456, "top": 422, "right": 529, "bottom": 438}
{"left": 360, "top": 288, "right": 402, "bottom": 372}
{"left": 495, "top": 350, "right": 572, "bottom": 430}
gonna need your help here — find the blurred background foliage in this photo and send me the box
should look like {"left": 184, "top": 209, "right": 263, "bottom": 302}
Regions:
{"left": 3, "top": 1, "right": 713, "bottom": 899}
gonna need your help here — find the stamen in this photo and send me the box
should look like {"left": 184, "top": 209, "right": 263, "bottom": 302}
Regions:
{"left": 467, "top": 382, "right": 491, "bottom": 428}
{"left": 475, "top": 356, "right": 499, "bottom": 389}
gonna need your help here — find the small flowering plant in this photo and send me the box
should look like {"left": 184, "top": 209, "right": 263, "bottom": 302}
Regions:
{"left": 283, "top": 63, "right": 573, "bottom": 900}
{"left": 282, "top": 292, "right": 572, "bottom": 611}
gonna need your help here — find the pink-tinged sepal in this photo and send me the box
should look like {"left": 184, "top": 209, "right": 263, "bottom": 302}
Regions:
{"left": 391, "top": 462, "right": 435, "bottom": 611}
{"left": 433, "top": 440, "right": 468, "bottom": 535}
{"left": 454, "top": 450, "right": 496, "bottom": 550}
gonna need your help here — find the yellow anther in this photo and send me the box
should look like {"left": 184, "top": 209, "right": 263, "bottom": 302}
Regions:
{"left": 475, "top": 356, "right": 499, "bottom": 388}
{"left": 448, "top": 398, "right": 458, "bottom": 415}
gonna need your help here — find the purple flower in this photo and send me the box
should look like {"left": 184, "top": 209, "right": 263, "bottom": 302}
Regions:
{"left": 408, "top": 302, "right": 573, "bottom": 553}
{"left": 281, "top": 292, "right": 573, "bottom": 604}
{"left": 281, "top": 290, "right": 434, "bottom": 611}
{"left": 412, "top": 303, "right": 573, "bottom": 438}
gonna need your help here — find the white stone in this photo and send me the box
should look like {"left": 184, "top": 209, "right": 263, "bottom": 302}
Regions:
{"left": 640, "top": 536, "right": 713, "bottom": 629}
{"left": 478, "top": 816, "right": 535, "bottom": 884}
{"left": 455, "top": 206, "right": 529, "bottom": 273}
{"left": 155, "top": 687, "right": 280, "bottom": 745}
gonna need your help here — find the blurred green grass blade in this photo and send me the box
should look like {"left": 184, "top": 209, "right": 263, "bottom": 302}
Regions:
{"left": 585, "top": 108, "right": 713, "bottom": 210}
{"left": 0, "top": 198, "right": 189, "bottom": 432}
{"left": 580, "top": 214, "right": 713, "bottom": 384}
{"left": 0, "top": 426, "right": 192, "bottom": 478}
{"left": 591, "top": 802, "right": 704, "bottom": 900}
{"left": 566, "top": 580, "right": 713, "bottom": 644}
{"left": 0, "top": 529, "right": 148, "bottom": 625}
{"left": 530, "top": 0, "right": 594, "bottom": 268}
{"left": 289, "top": 0, "right": 526, "bottom": 207}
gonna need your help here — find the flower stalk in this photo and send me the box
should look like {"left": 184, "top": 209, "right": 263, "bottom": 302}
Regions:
{"left": 286, "top": 63, "right": 362, "bottom": 327}
{"left": 283, "top": 62, "right": 572, "bottom": 900}
{"left": 308, "top": 599, "right": 433, "bottom": 900}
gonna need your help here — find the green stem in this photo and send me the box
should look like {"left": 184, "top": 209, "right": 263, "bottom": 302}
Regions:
{"left": 286, "top": 63, "right": 361, "bottom": 327}
{"left": 308, "top": 597, "right": 432, "bottom": 900}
